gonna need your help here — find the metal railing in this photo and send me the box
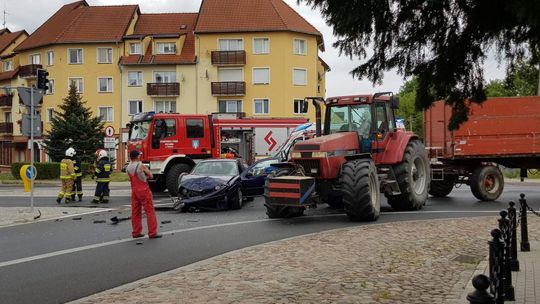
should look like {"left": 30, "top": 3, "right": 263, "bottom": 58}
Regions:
{"left": 211, "top": 81, "right": 245, "bottom": 96}
{"left": 211, "top": 50, "right": 246, "bottom": 65}
{"left": 147, "top": 82, "right": 180, "bottom": 97}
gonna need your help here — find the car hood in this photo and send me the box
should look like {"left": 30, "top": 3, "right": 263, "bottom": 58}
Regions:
{"left": 179, "top": 175, "right": 233, "bottom": 191}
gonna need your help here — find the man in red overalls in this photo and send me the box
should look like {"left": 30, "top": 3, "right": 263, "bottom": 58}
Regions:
{"left": 126, "top": 150, "right": 161, "bottom": 239}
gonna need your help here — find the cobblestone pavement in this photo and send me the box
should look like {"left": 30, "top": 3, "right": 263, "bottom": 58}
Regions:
{"left": 72, "top": 218, "right": 540, "bottom": 304}
{"left": 0, "top": 207, "right": 109, "bottom": 227}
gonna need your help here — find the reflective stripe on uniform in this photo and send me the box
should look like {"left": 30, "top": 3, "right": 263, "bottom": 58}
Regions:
{"left": 96, "top": 179, "right": 110, "bottom": 182}
{"left": 75, "top": 173, "right": 83, "bottom": 177}
{"left": 60, "top": 176, "right": 74, "bottom": 179}
{"left": 104, "top": 165, "right": 111, "bottom": 172}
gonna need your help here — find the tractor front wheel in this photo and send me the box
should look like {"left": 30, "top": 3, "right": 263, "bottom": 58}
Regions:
{"left": 340, "top": 158, "right": 380, "bottom": 221}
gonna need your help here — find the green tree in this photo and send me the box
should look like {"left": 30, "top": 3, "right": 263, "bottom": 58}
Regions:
{"left": 485, "top": 59, "right": 539, "bottom": 97}
{"left": 395, "top": 78, "right": 423, "bottom": 138}
{"left": 43, "top": 83, "right": 104, "bottom": 163}
{"left": 302, "top": 0, "right": 540, "bottom": 129}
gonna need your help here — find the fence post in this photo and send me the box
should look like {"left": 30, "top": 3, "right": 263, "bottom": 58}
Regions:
{"left": 498, "top": 210, "right": 515, "bottom": 301}
{"left": 507, "top": 201, "right": 520, "bottom": 271}
{"left": 467, "top": 274, "right": 495, "bottom": 304}
{"left": 488, "top": 228, "right": 505, "bottom": 304}
{"left": 519, "top": 193, "right": 530, "bottom": 252}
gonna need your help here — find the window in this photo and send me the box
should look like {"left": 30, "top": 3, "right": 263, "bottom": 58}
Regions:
{"left": 293, "top": 68, "right": 307, "bottom": 85}
{"left": 218, "top": 39, "right": 243, "bottom": 51}
{"left": 98, "top": 106, "right": 113, "bottom": 122}
{"left": 128, "top": 71, "right": 143, "bottom": 86}
{"left": 29, "top": 54, "right": 41, "bottom": 64}
{"left": 4, "top": 112, "right": 11, "bottom": 123}
{"left": 46, "top": 108, "right": 55, "bottom": 122}
{"left": 186, "top": 119, "right": 204, "bottom": 138}
{"left": 128, "top": 100, "right": 143, "bottom": 115}
{"left": 153, "top": 119, "right": 176, "bottom": 139}
{"left": 293, "top": 99, "right": 308, "bottom": 114}
{"left": 154, "top": 71, "right": 176, "bottom": 83}
{"left": 155, "top": 100, "right": 176, "bottom": 113}
{"left": 98, "top": 77, "right": 113, "bottom": 92}
{"left": 219, "top": 100, "right": 242, "bottom": 113}
{"left": 97, "top": 48, "right": 113, "bottom": 63}
{"left": 254, "top": 98, "right": 269, "bottom": 115}
{"left": 68, "top": 49, "right": 83, "bottom": 64}
{"left": 130, "top": 43, "right": 141, "bottom": 55}
{"left": 217, "top": 68, "right": 243, "bottom": 81}
{"left": 68, "top": 78, "right": 84, "bottom": 93}
{"left": 375, "top": 103, "right": 389, "bottom": 133}
{"left": 46, "top": 79, "right": 55, "bottom": 94}
{"left": 46, "top": 51, "right": 54, "bottom": 66}
{"left": 253, "top": 38, "right": 269, "bottom": 54}
{"left": 3, "top": 61, "right": 12, "bottom": 71}
{"left": 252, "top": 68, "right": 270, "bottom": 85}
{"left": 156, "top": 42, "right": 176, "bottom": 54}
{"left": 294, "top": 39, "right": 307, "bottom": 55}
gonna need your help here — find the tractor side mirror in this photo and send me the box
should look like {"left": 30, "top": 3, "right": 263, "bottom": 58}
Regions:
{"left": 390, "top": 96, "right": 400, "bottom": 109}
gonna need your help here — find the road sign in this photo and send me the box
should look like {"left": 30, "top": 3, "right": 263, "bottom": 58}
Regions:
{"left": 20, "top": 165, "right": 37, "bottom": 192}
{"left": 21, "top": 114, "right": 42, "bottom": 136}
{"left": 17, "top": 87, "right": 44, "bottom": 107}
{"left": 104, "top": 126, "right": 115, "bottom": 137}
{"left": 103, "top": 137, "right": 116, "bottom": 149}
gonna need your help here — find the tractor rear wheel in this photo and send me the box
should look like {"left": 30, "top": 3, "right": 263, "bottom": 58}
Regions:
{"left": 470, "top": 165, "right": 504, "bottom": 201}
{"left": 340, "top": 158, "right": 380, "bottom": 221}
{"left": 387, "top": 140, "right": 430, "bottom": 211}
{"left": 264, "top": 168, "right": 305, "bottom": 218}
{"left": 429, "top": 175, "right": 456, "bottom": 197}
{"left": 166, "top": 163, "right": 191, "bottom": 196}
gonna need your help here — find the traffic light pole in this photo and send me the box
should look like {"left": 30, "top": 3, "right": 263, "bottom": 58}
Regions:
{"left": 30, "top": 86, "right": 34, "bottom": 213}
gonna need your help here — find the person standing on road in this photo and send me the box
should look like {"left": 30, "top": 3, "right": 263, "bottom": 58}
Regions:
{"left": 71, "top": 149, "right": 83, "bottom": 202}
{"left": 126, "top": 150, "right": 161, "bottom": 239}
{"left": 57, "top": 148, "right": 76, "bottom": 204}
{"left": 91, "top": 149, "right": 111, "bottom": 204}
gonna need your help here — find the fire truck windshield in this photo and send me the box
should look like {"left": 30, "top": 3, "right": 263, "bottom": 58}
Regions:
{"left": 129, "top": 121, "right": 151, "bottom": 140}
{"left": 328, "top": 104, "right": 372, "bottom": 138}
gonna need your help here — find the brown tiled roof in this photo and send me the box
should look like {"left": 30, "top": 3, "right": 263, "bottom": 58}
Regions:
{"left": 15, "top": 1, "right": 139, "bottom": 52}
{"left": 119, "top": 13, "right": 198, "bottom": 65}
{"left": 0, "top": 30, "right": 27, "bottom": 54}
{"left": 0, "top": 68, "right": 19, "bottom": 81}
{"left": 195, "top": 0, "right": 323, "bottom": 48}
{"left": 318, "top": 56, "right": 331, "bottom": 71}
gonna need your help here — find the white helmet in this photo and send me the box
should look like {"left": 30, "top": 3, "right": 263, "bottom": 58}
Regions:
{"left": 97, "top": 149, "right": 108, "bottom": 160}
{"left": 65, "top": 147, "right": 76, "bottom": 157}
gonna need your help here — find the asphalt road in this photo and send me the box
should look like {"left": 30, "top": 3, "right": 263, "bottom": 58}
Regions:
{"left": 0, "top": 182, "right": 539, "bottom": 304}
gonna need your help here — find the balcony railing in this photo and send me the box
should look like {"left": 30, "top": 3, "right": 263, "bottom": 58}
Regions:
{"left": 0, "top": 122, "right": 13, "bottom": 134}
{"left": 211, "top": 51, "right": 246, "bottom": 66}
{"left": 0, "top": 94, "right": 13, "bottom": 108}
{"left": 211, "top": 82, "right": 246, "bottom": 96}
{"left": 147, "top": 83, "right": 180, "bottom": 97}
{"left": 19, "top": 64, "right": 42, "bottom": 78}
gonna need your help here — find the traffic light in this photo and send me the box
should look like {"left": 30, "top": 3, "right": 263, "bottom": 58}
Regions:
{"left": 36, "top": 69, "right": 49, "bottom": 91}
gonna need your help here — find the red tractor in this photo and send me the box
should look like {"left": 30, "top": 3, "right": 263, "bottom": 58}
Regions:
{"left": 264, "top": 93, "right": 431, "bottom": 221}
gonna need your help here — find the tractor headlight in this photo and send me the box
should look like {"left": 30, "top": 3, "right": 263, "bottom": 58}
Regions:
{"left": 312, "top": 151, "right": 328, "bottom": 158}
{"left": 291, "top": 152, "right": 302, "bottom": 159}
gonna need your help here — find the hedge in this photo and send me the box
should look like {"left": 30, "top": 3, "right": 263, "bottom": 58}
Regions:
{"left": 11, "top": 162, "right": 93, "bottom": 180}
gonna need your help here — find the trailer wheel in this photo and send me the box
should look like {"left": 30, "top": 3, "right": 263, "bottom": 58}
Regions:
{"left": 340, "top": 158, "right": 380, "bottom": 221}
{"left": 229, "top": 188, "right": 243, "bottom": 210}
{"left": 470, "top": 165, "right": 504, "bottom": 201}
{"left": 429, "top": 175, "right": 456, "bottom": 197}
{"left": 264, "top": 168, "right": 305, "bottom": 218}
{"left": 387, "top": 140, "right": 430, "bottom": 211}
{"left": 166, "top": 163, "right": 191, "bottom": 196}
{"left": 149, "top": 180, "right": 166, "bottom": 193}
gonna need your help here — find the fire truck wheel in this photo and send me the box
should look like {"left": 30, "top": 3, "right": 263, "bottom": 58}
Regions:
{"left": 149, "top": 181, "right": 167, "bottom": 193}
{"left": 264, "top": 168, "right": 305, "bottom": 218}
{"left": 429, "top": 176, "right": 456, "bottom": 197}
{"left": 387, "top": 140, "right": 430, "bottom": 211}
{"left": 470, "top": 165, "right": 504, "bottom": 201}
{"left": 340, "top": 158, "right": 380, "bottom": 221}
{"left": 166, "top": 163, "right": 192, "bottom": 196}
{"left": 229, "top": 188, "right": 243, "bottom": 210}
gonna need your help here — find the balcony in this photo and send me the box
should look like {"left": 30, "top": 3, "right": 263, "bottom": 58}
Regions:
{"left": 147, "top": 83, "right": 180, "bottom": 97}
{"left": 0, "top": 94, "right": 13, "bottom": 108}
{"left": 211, "top": 82, "right": 246, "bottom": 96}
{"left": 211, "top": 51, "right": 246, "bottom": 66}
{"left": 0, "top": 122, "right": 13, "bottom": 134}
{"left": 19, "top": 64, "right": 42, "bottom": 78}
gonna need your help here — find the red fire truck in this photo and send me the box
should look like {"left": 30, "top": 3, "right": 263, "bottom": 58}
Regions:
{"left": 127, "top": 112, "right": 307, "bottom": 195}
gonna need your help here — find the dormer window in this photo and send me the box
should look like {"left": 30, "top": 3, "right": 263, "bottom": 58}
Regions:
{"left": 130, "top": 43, "right": 141, "bottom": 55}
{"left": 156, "top": 42, "right": 176, "bottom": 54}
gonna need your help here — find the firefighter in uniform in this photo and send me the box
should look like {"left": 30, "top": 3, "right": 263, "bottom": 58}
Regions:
{"left": 71, "top": 149, "right": 83, "bottom": 202}
{"left": 57, "top": 148, "right": 76, "bottom": 204}
{"left": 92, "top": 149, "right": 111, "bottom": 204}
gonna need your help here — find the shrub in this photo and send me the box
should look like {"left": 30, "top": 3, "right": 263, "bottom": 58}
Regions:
{"left": 11, "top": 162, "right": 61, "bottom": 180}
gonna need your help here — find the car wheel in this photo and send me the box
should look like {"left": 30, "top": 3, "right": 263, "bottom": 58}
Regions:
{"left": 229, "top": 188, "right": 243, "bottom": 210}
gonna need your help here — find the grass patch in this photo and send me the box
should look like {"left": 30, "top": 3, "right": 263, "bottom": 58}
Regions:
{"left": 82, "top": 172, "right": 129, "bottom": 182}
{"left": 0, "top": 172, "right": 16, "bottom": 180}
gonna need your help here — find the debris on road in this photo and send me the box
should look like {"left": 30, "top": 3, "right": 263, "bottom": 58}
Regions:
{"left": 93, "top": 220, "right": 106, "bottom": 224}
{"left": 72, "top": 217, "right": 82, "bottom": 220}
{"left": 161, "top": 220, "right": 171, "bottom": 224}
{"left": 110, "top": 215, "right": 131, "bottom": 224}
{"left": 33, "top": 209, "right": 42, "bottom": 220}
{"left": 136, "top": 241, "right": 143, "bottom": 245}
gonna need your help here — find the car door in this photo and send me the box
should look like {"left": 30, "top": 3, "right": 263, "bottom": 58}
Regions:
{"left": 240, "top": 158, "right": 279, "bottom": 197}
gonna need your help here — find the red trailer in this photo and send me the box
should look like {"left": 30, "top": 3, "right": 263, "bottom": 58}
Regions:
{"left": 424, "top": 96, "right": 540, "bottom": 201}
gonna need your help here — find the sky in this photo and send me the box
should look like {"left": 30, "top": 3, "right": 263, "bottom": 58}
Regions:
{"left": 3, "top": 0, "right": 506, "bottom": 97}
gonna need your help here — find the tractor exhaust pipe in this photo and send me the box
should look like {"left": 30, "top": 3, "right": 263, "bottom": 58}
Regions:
{"left": 307, "top": 97, "right": 324, "bottom": 137}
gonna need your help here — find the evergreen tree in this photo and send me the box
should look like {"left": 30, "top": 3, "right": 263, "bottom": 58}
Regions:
{"left": 302, "top": 0, "right": 540, "bottom": 129}
{"left": 43, "top": 83, "right": 104, "bottom": 163}
{"left": 486, "top": 58, "right": 539, "bottom": 97}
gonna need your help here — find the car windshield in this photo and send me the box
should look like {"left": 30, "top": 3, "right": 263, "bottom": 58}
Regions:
{"left": 129, "top": 121, "right": 151, "bottom": 140}
{"left": 328, "top": 104, "right": 372, "bottom": 138}
{"left": 192, "top": 161, "right": 239, "bottom": 176}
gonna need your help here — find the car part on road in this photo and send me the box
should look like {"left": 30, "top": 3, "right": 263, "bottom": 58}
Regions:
{"left": 93, "top": 220, "right": 106, "bottom": 224}
{"left": 110, "top": 215, "right": 131, "bottom": 224}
